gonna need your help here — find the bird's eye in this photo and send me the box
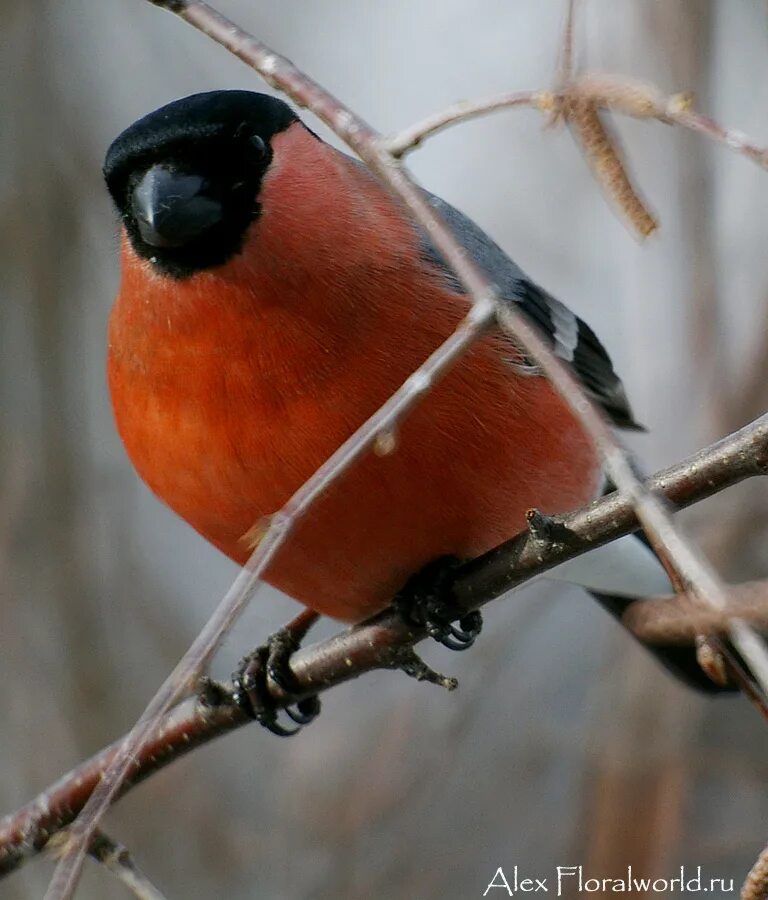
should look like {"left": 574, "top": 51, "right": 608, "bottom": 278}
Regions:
{"left": 249, "top": 135, "right": 266, "bottom": 158}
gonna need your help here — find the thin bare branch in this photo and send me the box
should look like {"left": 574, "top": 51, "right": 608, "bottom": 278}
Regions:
{"left": 557, "top": 0, "right": 578, "bottom": 87}
{"left": 86, "top": 832, "right": 168, "bottom": 900}
{"left": 387, "top": 73, "right": 768, "bottom": 171}
{"left": 48, "top": 830, "right": 167, "bottom": 900}
{"left": 2, "top": 412, "right": 766, "bottom": 883}
{"left": 384, "top": 91, "right": 541, "bottom": 158}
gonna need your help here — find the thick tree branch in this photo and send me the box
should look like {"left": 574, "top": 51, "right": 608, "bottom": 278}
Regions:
{"left": 3, "top": 413, "right": 767, "bottom": 882}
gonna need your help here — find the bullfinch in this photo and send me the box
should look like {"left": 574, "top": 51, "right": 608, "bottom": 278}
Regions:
{"left": 103, "top": 90, "right": 730, "bottom": 714}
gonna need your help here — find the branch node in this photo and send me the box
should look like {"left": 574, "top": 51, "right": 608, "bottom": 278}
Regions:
{"left": 667, "top": 90, "right": 695, "bottom": 116}
{"left": 525, "top": 508, "right": 575, "bottom": 552}
{"left": 393, "top": 647, "right": 459, "bottom": 691}
{"left": 533, "top": 90, "right": 559, "bottom": 116}
{"left": 196, "top": 676, "right": 233, "bottom": 709}
{"left": 526, "top": 508, "right": 556, "bottom": 543}
{"left": 88, "top": 831, "right": 168, "bottom": 900}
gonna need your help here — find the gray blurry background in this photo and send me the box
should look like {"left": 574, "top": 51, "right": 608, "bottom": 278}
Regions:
{"left": 2, "top": 1, "right": 768, "bottom": 897}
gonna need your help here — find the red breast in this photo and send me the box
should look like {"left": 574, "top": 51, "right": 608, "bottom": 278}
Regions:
{"left": 106, "top": 105, "right": 601, "bottom": 621}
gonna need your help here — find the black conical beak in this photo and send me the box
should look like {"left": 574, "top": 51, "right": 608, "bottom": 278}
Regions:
{"left": 130, "top": 165, "right": 224, "bottom": 248}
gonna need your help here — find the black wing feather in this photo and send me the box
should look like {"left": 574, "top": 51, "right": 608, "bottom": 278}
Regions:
{"left": 419, "top": 191, "right": 642, "bottom": 430}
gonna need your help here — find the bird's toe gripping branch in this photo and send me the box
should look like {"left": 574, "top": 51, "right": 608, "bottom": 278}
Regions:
{"left": 393, "top": 555, "right": 483, "bottom": 651}
{"left": 232, "top": 623, "right": 321, "bottom": 737}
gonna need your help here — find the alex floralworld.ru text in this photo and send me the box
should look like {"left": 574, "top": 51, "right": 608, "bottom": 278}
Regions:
{"left": 483, "top": 865, "right": 735, "bottom": 895}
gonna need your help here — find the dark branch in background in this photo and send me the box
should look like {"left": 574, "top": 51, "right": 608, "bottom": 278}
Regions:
{"left": 23, "top": 0, "right": 768, "bottom": 896}
{"left": 2, "top": 413, "right": 767, "bottom": 881}
{"left": 623, "top": 583, "right": 768, "bottom": 645}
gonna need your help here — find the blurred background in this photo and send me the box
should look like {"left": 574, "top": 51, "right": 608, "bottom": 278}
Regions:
{"left": 2, "top": 1, "right": 768, "bottom": 897}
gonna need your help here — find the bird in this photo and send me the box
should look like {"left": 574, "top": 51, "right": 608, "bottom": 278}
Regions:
{"left": 103, "top": 90, "right": 732, "bottom": 727}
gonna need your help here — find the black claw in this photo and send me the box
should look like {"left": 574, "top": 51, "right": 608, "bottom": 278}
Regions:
{"left": 432, "top": 607, "right": 481, "bottom": 650}
{"left": 449, "top": 611, "right": 483, "bottom": 647}
{"left": 259, "top": 714, "right": 302, "bottom": 738}
{"left": 232, "top": 628, "right": 320, "bottom": 736}
{"left": 394, "top": 556, "right": 483, "bottom": 651}
{"left": 284, "top": 696, "right": 322, "bottom": 725}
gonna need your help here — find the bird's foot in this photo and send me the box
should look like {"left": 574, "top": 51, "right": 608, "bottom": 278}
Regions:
{"left": 232, "top": 610, "right": 321, "bottom": 737}
{"left": 393, "top": 555, "right": 482, "bottom": 651}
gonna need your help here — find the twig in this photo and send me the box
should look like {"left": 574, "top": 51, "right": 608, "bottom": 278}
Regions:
{"left": 47, "top": 830, "right": 167, "bottom": 900}
{"left": 387, "top": 74, "right": 768, "bottom": 172}
{"left": 3, "top": 413, "right": 767, "bottom": 882}
{"left": 87, "top": 833, "right": 168, "bottom": 900}
{"left": 45, "top": 1, "right": 768, "bottom": 895}
{"left": 557, "top": 0, "right": 578, "bottom": 87}
{"left": 384, "top": 91, "right": 541, "bottom": 158}
{"left": 2, "top": 702, "right": 240, "bottom": 881}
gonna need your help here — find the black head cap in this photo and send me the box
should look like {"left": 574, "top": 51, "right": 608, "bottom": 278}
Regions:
{"left": 104, "top": 90, "right": 299, "bottom": 278}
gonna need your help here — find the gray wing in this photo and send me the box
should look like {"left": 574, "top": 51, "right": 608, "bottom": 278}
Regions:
{"left": 419, "top": 192, "right": 641, "bottom": 431}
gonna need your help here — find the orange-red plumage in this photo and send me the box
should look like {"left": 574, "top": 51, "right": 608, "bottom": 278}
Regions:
{"left": 108, "top": 121, "right": 601, "bottom": 622}
{"left": 102, "top": 90, "right": 739, "bottom": 697}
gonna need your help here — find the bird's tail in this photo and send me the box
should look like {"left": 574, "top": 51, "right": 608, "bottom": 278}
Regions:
{"left": 543, "top": 532, "right": 737, "bottom": 693}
